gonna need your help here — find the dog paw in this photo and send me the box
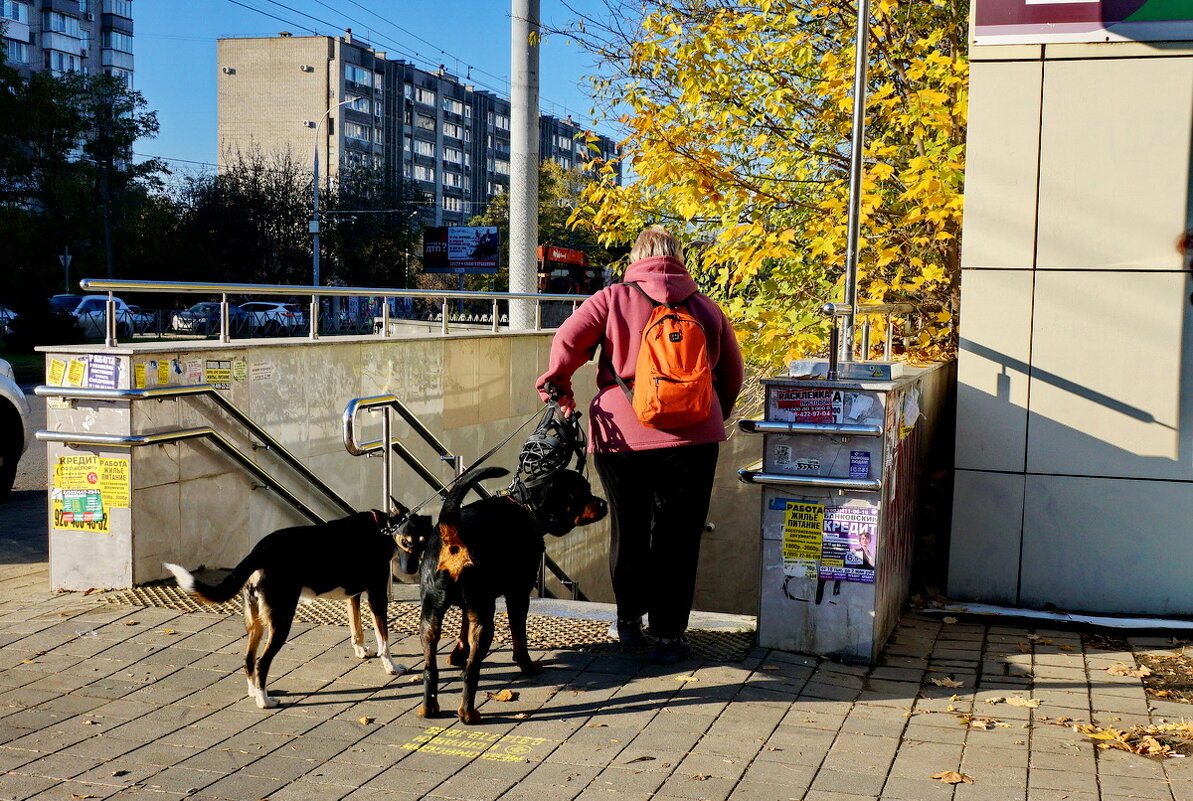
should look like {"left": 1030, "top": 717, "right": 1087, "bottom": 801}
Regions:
{"left": 458, "top": 706, "right": 483, "bottom": 725}
{"left": 353, "top": 644, "right": 372, "bottom": 659}
{"left": 255, "top": 694, "right": 278, "bottom": 710}
{"left": 418, "top": 701, "right": 440, "bottom": 718}
{"left": 382, "top": 659, "right": 406, "bottom": 676}
{"left": 517, "top": 660, "right": 544, "bottom": 676}
{"left": 448, "top": 646, "right": 469, "bottom": 667}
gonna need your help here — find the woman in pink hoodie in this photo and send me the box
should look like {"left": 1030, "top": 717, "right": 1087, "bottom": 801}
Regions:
{"left": 536, "top": 226, "right": 744, "bottom": 664}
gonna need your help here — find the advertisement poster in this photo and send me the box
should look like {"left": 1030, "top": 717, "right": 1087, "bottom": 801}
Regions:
{"left": 66, "top": 359, "right": 86, "bottom": 387}
{"left": 423, "top": 226, "right": 500, "bottom": 273}
{"left": 818, "top": 506, "right": 878, "bottom": 584}
{"left": 51, "top": 455, "right": 130, "bottom": 533}
{"left": 47, "top": 359, "right": 66, "bottom": 386}
{"left": 777, "top": 499, "right": 824, "bottom": 579}
{"left": 205, "top": 360, "right": 231, "bottom": 390}
{"left": 772, "top": 389, "right": 842, "bottom": 424}
{"left": 85, "top": 354, "right": 121, "bottom": 390}
{"left": 974, "top": 0, "right": 1193, "bottom": 45}
{"left": 157, "top": 359, "right": 171, "bottom": 385}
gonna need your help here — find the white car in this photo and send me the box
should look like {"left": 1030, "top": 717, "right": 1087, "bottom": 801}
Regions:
{"left": 0, "top": 358, "right": 32, "bottom": 502}
{"left": 68, "top": 295, "right": 152, "bottom": 339}
{"left": 238, "top": 301, "right": 307, "bottom": 336}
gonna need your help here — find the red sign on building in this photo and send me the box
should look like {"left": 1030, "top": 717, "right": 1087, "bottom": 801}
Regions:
{"left": 974, "top": 0, "right": 1193, "bottom": 45}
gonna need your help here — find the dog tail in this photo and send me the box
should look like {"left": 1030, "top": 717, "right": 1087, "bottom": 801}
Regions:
{"left": 438, "top": 466, "right": 508, "bottom": 526}
{"left": 163, "top": 554, "right": 260, "bottom": 605}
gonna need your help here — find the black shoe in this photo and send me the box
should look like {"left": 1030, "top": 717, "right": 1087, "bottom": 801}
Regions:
{"left": 608, "top": 618, "right": 647, "bottom": 646}
{"left": 650, "top": 637, "right": 692, "bottom": 665}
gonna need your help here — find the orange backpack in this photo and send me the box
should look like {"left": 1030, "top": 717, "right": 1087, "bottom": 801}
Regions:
{"left": 614, "top": 284, "right": 714, "bottom": 429}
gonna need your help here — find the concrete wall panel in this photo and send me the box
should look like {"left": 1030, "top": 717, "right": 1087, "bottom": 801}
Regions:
{"left": 960, "top": 61, "right": 1043, "bottom": 269}
{"left": 1027, "top": 271, "right": 1193, "bottom": 480}
{"left": 1036, "top": 58, "right": 1193, "bottom": 270}
{"left": 948, "top": 469, "right": 1024, "bottom": 605}
{"left": 1021, "top": 474, "right": 1193, "bottom": 615}
{"left": 956, "top": 269, "right": 1034, "bottom": 472}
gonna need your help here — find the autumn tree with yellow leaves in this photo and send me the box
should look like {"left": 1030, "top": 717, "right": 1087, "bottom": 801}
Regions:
{"left": 563, "top": 0, "right": 968, "bottom": 366}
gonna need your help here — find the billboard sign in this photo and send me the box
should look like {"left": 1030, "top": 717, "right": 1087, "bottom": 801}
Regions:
{"left": 974, "top": 1, "right": 1193, "bottom": 46}
{"left": 423, "top": 226, "right": 500, "bottom": 273}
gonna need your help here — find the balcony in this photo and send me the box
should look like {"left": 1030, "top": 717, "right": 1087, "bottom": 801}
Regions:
{"left": 42, "top": 0, "right": 81, "bottom": 14}
{"left": 100, "top": 47, "right": 132, "bottom": 70}
{"left": 101, "top": 13, "right": 133, "bottom": 33}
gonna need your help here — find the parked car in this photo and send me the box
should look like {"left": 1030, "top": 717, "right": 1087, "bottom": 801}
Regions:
{"left": 239, "top": 301, "right": 307, "bottom": 336}
{"left": 171, "top": 302, "right": 254, "bottom": 336}
{"left": 66, "top": 295, "right": 152, "bottom": 339}
{"left": 0, "top": 358, "right": 32, "bottom": 502}
{"left": 0, "top": 306, "right": 17, "bottom": 336}
{"left": 126, "top": 304, "right": 157, "bottom": 334}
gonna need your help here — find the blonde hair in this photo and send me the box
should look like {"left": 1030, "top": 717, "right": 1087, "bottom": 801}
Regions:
{"left": 630, "top": 225, "right": 684, "bottom": 264}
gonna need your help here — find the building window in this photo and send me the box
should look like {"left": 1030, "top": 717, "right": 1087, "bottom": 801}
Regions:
{"left": 345, "top": 64, "right": 371, "bottom": 86}
{"left": 3, "top": 39, "right": 28, "bottom": 63}
{"left": 416, "top": 113, "right": 434, "bottom": 132}
{"left": 415, "top": 86, "right": 435, "bottom": 105}
{"left": 403, "top": 162, "right": 412, "bottom": 178}
{"left": 103, "top": 0, "right": 133, "bottom": 18}
{"left": 413, "top": 164, "right": 435, "bottom": 183}
{"left": 1, "top": 1, "right": 28, "bottom": 24}
{"left": 45, "top": 50, "right": 81, "bottom": 73}
{"left": 104, "top": 66, "right": 133, "bottom": 85}
{"left": 442, "top": 97, "right": 470, "bottom": 118}
{"left": 43, "top": 10, "right": 81, "bottom": 37}
{"left": 343, "top": 121, "right": 373, "bottom": 143}
{"left": 487, "top": 181, "right": 505, "bottom": 196}
{"left": 403, "top": 135, "right": 412, "bottom": 154}
{"left": 443, "top": 196, "right": 464, "bottom": 213}
{"left": 346, "top": 95, "right": 370, "bottom": 113}
{"left": 494, "top": 159, "right": 509, "bottom": 176}
{"left": 443, "top": 121, "right": 468, "bottom": 141}
{"left": 554, "top": 134, "right": 574, "bottom": 150}
{"left": 102, "top": 30, "right": 134, "bottom": 53}
{"left": 442, "top": 170, "right": 463, "bottom": 188}
{"left": 554, "top": 156, "right": 571, "bottom": 168}
{"left": 413, "top": 139, "right": 434, "bottom": 158}
{"left": 494, "top": 113, "right": 509, "bottom": 130}
{"left": 443, "top": 146, "right": 464, "bottom": 165}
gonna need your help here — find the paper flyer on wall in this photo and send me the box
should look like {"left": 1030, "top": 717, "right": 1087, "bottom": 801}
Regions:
{"left": 818, "top": 506, "right": 878, "bottom": 583}
{"left": 776, "top": 499, "right": 823, "bottom": 579}
{"left": 51, "top": 455, "right": 130, "bottom": 534}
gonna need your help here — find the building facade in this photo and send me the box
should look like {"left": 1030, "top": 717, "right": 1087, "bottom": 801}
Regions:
{"left": 1, "top": 0, "right": 134, "bottom": 84}
{"left": 217, "top": 33, "right": 620, "bottom": 227}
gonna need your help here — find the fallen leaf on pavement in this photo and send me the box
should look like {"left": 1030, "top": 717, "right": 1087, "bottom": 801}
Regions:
{"left": 1106, "top": 663, "right": 1152, "bottom": 679}
{"left": 358, "top": 717, "right": 374, "bottom": 725}
{"left": 160, "top": 629, "right": 177, "bottom": 636}
{"left": 486, "top": 690, "right": 518, "bottom": 702}
{"left": 761, "top": 665, "right": 780, "bottom": 671}
{"left": 691, "top": 774, "right": 711, "bottom": 781}
{"left": 124, "top": 621, "right": 140, "bottom": 626}
{"left": 1059, "top": 644, "right": 1074, "bottom": 652}
{"left": 112, "top": 770, "right": 130, "bottom": 777}
{"left": 942, "top": 616, "right": 957, "bottom": 624}
{"left": 1005, "top": 696, "right": 1040, "bottom": 708}
{"left": 1026, "top": 634, "right": 1041, "bottom": 641}
{"left": 984, "top": 697, "right": 1006, "bottom": 705}
{"left": 929, "top": 677, "right": 965, "bottom": 688}
{"left": 676, "top": 675, "right": 699, "bottom": 683}
{"left": 587, "top": 723, "right": 607, "bottom": 728}
{"left": 625, "top": 755, "right": 655, "bottom": 764}
{"left": 1017, "top": 642, "right": 1033, "bottom": 654}
{"left": 931, "top": 771, "right": 974, "bottom": 784}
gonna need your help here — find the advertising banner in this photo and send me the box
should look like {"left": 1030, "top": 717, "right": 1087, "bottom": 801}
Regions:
{"left": 423, "top": 226, "right": 500, "bottom": 273}
{"left": 51, "top": 455, "right": 130, "bottom": 534}
{"left": 974, "top": 0, "right": 1193, "bottom": 45}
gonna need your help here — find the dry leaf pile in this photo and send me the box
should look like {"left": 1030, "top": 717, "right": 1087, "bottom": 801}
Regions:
{"left": 1074, "top": 721, "right": 1193, "bottom": 757}
{"left": 486, "top": 689, "right": 518, "bottom": 702}
{"left": 1107, "top": 662, "right": 1152, "bottom": 679}
{"left": 929, "top": 677, "right": 965, "bottom": 688}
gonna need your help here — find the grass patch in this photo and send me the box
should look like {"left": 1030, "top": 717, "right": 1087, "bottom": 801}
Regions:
{"left": 0, "top": 352, "right": 43, "bottom": 383}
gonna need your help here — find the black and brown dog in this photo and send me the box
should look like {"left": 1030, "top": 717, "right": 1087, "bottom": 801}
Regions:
{"left": 165, "top": 502, "right": 432, "bottom": 709}
{"left": 419, "top": 465, "right": 606, "bottom": 724}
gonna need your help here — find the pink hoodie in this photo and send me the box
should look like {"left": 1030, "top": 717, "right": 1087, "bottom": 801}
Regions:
{"left": 536, "top": 255, "right": 745, "bottom": 453}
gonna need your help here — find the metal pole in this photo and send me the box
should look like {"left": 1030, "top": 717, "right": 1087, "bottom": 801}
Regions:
{"left": 381, "top": 298, "right": 390, "bottom": 337}
{"left": 884, "top": 314, "right": 894, "bottom": 361}
{"left": 860, "top": 319, "right": 871, "bottom": 360}
{"left": 105, "top": 290, "right": 116, "bottom": 347}
{"left": 219, "top": 293, "right": 230, "bottom": 343}
{"left": 312, "top": 147, "right": 321, "bottom": 289}
{"left": 491, "top": 299, "right": 499, "bottom": 333}
{"left": 840, "top": 0, "right": 872, "bottom": 364}
{"left": 309, "top": 296, "right": 319, "bottom": 340}
{"left": 381, "top": 406, "right": 392, "bottom": 512}
{"left": 441, "top": 298, "right": 449, "bottom": 335}
{"left": 508, "top": 0, "right": 540, "bottom": 330}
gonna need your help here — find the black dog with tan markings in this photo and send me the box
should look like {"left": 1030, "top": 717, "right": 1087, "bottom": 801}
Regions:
{"left": 419, "top": 465, "right": 607, "bottom": 724}
{"left": 164, "top": 503, "right": 431, "bottom": 709}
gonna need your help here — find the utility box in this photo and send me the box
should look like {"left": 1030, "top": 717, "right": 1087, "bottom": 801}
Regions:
{"left": 740, "top": 364, "right": 948, "bottom": 663}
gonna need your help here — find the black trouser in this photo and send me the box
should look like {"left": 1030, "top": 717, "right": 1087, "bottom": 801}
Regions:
{"left": 593, "top": 442, "right": 719, "bottom": 640}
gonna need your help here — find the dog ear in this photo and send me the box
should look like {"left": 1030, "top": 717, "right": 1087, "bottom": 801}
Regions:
{"left": 389, "top": 496, "right": 410, "bottom": 518}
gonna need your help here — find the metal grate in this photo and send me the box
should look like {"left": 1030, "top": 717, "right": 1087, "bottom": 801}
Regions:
{"left": 97, "top": 582, "right": 754, "bottom": 662}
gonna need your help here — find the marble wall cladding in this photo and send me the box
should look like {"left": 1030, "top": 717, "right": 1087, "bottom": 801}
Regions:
{"left": 51, "top": 526, "right": 133, "bottom": 591}
{"left": 443, "top": 338, "right": 481, "bottom": 430}
{"left": 476, "top": 337, "right": 513, "bottom": 424}
{"left": 178, "top": 471, "right": 254, "bottom": 570}
{"left": 244, "top": 345, "right": 315, "bottom": 461}
{"left": 130, "top": 483, "right": 181, "bottom": 584}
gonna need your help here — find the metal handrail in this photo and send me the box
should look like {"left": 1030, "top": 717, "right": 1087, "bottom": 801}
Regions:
{"left": 738, "top": 419, "right": 883, "bottom": 438}
{"left": 343, "top": 392, "right": 585, "bottom": 601}
{"left": 37, "top": 384, "right": 356, "bottom": 518}
{"left": 822, "top": 301, "right": 921, "bottom": 379}
{"left": 738, "top": 466, "right": 883, "bottom": 493}
{"left": 36, "top": 427, "right": 324, "bottom": 523}
{"left": 78, "top": 278, "right": 591, "bottom": 346}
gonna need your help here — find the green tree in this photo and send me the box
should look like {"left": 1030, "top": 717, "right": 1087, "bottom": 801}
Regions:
{"left": 323, "top": 163, "right": 425, "bottom": 288}
{"left": 561, "top": 0, "right": 968, "bottom": 367}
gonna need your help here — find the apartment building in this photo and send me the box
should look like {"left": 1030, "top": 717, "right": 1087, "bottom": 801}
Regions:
{"left": 217, "top": 32, "right": 620, "bottom": 227}
{"left": 1, "top": 0, "right": 134, "bottom": 84}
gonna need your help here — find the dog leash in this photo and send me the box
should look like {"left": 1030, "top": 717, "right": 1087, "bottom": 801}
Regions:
{"left": 403, "top": 407, "right": 545, "bottom": 517}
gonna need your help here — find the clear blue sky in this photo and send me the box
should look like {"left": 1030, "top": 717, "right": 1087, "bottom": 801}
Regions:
{"left": 134, "top": 0, "right": 617, "bottom": 177}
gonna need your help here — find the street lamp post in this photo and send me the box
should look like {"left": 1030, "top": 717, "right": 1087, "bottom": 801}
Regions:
{"left": 311, "top": 98, "right": 357, "bottom": 288}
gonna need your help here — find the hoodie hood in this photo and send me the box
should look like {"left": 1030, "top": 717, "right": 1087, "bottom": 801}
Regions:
{"left": 621, "top": 255, "right": 699, "bottom": 305}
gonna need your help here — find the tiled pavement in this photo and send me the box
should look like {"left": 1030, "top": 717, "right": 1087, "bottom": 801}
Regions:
{"left": 0, "top": 590, "right": 1189, "bottom": 801}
